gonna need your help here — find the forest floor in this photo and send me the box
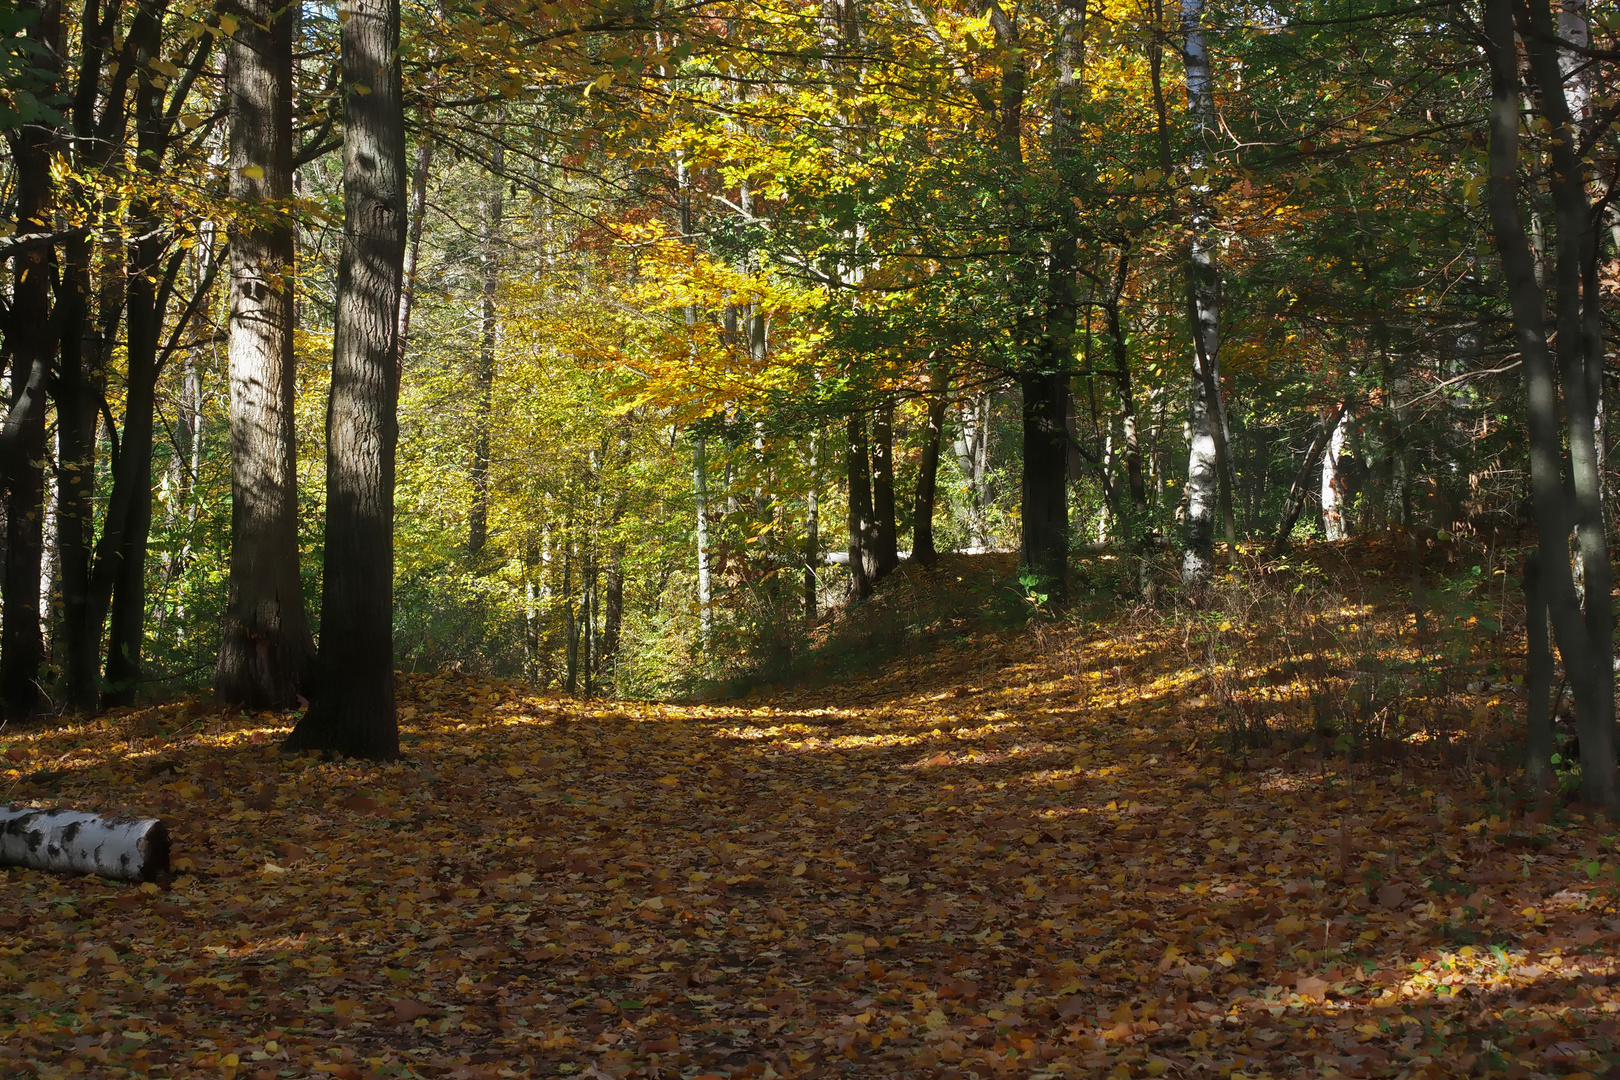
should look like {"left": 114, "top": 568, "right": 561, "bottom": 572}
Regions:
{"left": 4, "top": 537, "right": 1620, "bottom": 1080}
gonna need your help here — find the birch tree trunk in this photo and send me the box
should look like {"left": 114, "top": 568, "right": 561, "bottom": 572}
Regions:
{"left": 1321, "top": 406, "right": 1350, "bottom": 542}
{"left": 693, "top": 436, "right": 713, "bottom": 639}
{"left": 217, "top": 0, "right": 310, "bottom": 709}
{"left": 285, "top": 0, "right": 406, "bottom": 759}
{"left": 1178, "top": 0, "right": 1231, "bottom": 582}
{"left": 0, "top": 807, "right": 169, "bottom": 882}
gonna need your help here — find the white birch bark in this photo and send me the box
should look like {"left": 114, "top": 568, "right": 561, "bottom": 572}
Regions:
{"left": 1, "top": 806, "right": 169, "bottom": 882}
{"left": 1321, "top": 407, "right": 1350, "bottom": 541}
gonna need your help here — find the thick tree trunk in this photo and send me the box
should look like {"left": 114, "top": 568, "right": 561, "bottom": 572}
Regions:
{"left": 913, "top": 364, "right": 950, "bottom": 567}
{"left": 1021, "top": 370, "right": 1069, "bottom": 600}
{"left": 1483, "top": 0, "right": 1616, "bottom": 808}
{"left": 0, "top": 806, "right": 169, "bottom": 882}
{"left": 216, "top": 0, "right": 309, "bottom": 710}
{"left": 468, "top": 134, "right": 502, "bottom": 557}
{"left": 284, "top": 0, "right": 405, "bottom": 759}
{"left": 54, "top": 238, "right": 112, "bottom": 715}
{"left": 846, "top": 409, "right": 875, "bottom": 600}
{"left": 1272, "top": 397, "right": 1349, "bottom": 553}
{"left": 870, "top": 397, "right": 899, "bottom": 579}
{"left": 0, "top": 0, "right": 60, "bottom": 718}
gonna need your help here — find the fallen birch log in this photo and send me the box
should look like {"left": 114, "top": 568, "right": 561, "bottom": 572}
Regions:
{"left": 0, "top": 806, "right": 170, "bottom": 882}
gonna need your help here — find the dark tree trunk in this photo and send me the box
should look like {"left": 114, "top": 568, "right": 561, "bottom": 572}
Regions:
{"left": 216, "top": 0, "right": 309, "bottom": 709}
{"left": 1, "top": 0, "right": 61, "bottom": 718}
{"left": 284, "top": 0, "right": 405, "bottom": 759}
{"left": 870, "top": 396, "right": 899, "bottom": 579}
{"left": 1021, "top": 370, "right": 1069, "bottom": 600}
{"left": 601, "top": 543, "right": 623, "bottom": 682}
{"left": 1482, "top": 0, "right": 1616, "bottom": 808}
{"left": 54, "top": 236, "right": 107, "bottom": 714}
{"left": 468, "top": 133, "right": 501, "bottom": 557}
{"left": 55, "top": 0, "right": 125, "bottom": 714}
{"left": 845, "top": 409, "right": 875, "bottom": 600}
{"left": 913, "top": 365, "right": 950, "bottom": 568}
{"left": 1271, "top": 396, "right": 1350, "bottom": 554}
{"left": 100, "top": 0, "right": 179, "bottom": 708}
{"left": 1102, "top": 287, "right": 1146, "bottom": 508}
{"left": 1525, "top": 548, "right": 1554, "bottom": 790}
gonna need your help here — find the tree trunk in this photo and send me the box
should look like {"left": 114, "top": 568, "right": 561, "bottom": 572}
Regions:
{"left": 1178, "top": 0, "right": 1228, "bottom": 582}
{"left": 1021, "top": 370, "right": 1069, "bottom": 600}
{"left": 0, "top": 806, "right": 169, "bottom": 882}
{"left": 913, "top": 364, "right": 950, "bottom": 567}
{"left": 693, "top": 435, "right": 712, "bottom": 639}
{"left": 1525, "top": 548, "right": 1554, "bottom": 790}
{"left": 1272, "top": 397, "right": 1349, "bottom": 553}
{"left": 601, "top": 543, "right": 623, "bottom": 684}
{"left": 1103, "top": 292, "right": 1146, "bottom": 508}
{"left": 468, "top": 132, "right": 502, "bottom": 557}
{"left": 846, "top": 408, "right": 878, "bottom": 599}
{"left": 1482, "top": 0, "right": 1616, "bottom": 808}
{"left": 216, "top": 0, "right": 309, "bottom": 710}
{"left": 284, "top": 0, "right": 405, "bottom": 759}
{"left": 805, "top": 431, "right": 819, "bottom": 621}
{"left": 54, "top": 238, "right": 113, "bottom": 715}
{"left": 0, "top": 0, "right": 60, "bottom": 718}
{"left": 395, "top": 96, "right": 434, "bottom": 379}
{"left": 1321, "top": 404, "right": 1351, "bottom": 541}
{"left": 870, "top": 397, "right": 899, "bottom": 579}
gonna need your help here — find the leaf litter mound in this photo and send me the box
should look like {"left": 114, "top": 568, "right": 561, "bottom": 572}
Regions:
{"left": 3, "top": 544, "right": 1620, "bottom": 1080}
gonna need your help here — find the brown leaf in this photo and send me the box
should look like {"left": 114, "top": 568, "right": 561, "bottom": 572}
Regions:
{"left": 1295, "top": 975, "right": 1329, "bottom": 1001}
{"left": 390, "top": 998, "right": 441, "bottom": 1022}
{"left": 1376, "top": 883, "right": 1406, "bottom": 908}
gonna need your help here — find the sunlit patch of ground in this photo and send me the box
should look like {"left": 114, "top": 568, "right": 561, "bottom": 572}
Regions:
{"left": 0, "top": 542, "right": 1613, "bottom": 1079}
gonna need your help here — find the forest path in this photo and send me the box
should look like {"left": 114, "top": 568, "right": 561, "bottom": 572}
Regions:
{"left": 2, "top": 591, "right": 1618, "bottom": 1078}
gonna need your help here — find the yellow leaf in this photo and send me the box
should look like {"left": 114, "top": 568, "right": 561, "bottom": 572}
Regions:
{"left": 217, "top": 13, "right": 238, "bottom": 34}
{"left": 240, "top": 164, "right": 264, "bottom": 180}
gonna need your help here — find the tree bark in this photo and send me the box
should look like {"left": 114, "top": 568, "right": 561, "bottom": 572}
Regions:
{"left": 0, "top": 806, "right": 169, "bottom": 882}
{"left": 101, "top": 0, "right": 179, "bottom": 707}
{"left": 1482, "top": 0, "right": 1616, "bottom": 808}
{"left": 870, "top": 397, "right": 899, "bottom": 579}
{"left": 1021, "top": 370, "right": 1069, "bottom": 600}
{"left": 846, "top": 408, "right": 875, "bottom": 600}
{"left": 1525, "top": 548, "right": 1554, "bottom": 790}
{"left": 693, "top": 435, "right": 713, "bottom": 639}
{"left": 805, "top": 430, "right": 819, "bottom": 620}
{"left": 216, "top": 0, "right": 309, "bottom": 710}
{"left": 284, "top": 0, "right": 405, "bottom": 759}
{"left": 1321, "top": 404, "right": 1351, "bottom": 541}
{"left": 1178, "top": 0, "right": 1229, "bottom": 581}
{"left": 468, "top": 131, "right": 502, "bottom": 557}
{"left": 913, "top": 364, "right": 950, "bottom": 567}
{"left": 1, "top": 0, "right": 61, "bottom": 718}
